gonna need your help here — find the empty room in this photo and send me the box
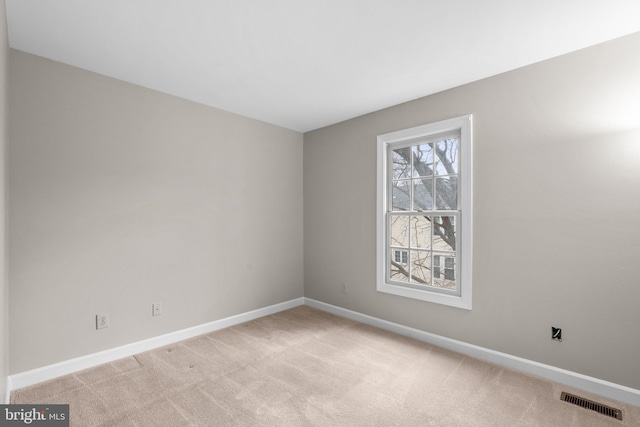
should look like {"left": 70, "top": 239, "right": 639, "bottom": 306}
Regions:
{"left": 1, "top": 1, "right": 640, "bottom": 426}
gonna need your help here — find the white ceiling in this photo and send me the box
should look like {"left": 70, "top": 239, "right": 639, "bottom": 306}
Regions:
{"left": 6, "top": 1, "right": 640, "bottom": 132}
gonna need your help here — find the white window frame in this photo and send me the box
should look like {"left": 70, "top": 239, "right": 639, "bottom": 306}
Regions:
{"left": 376, "top": 115, "right": 473, "bottom": 309}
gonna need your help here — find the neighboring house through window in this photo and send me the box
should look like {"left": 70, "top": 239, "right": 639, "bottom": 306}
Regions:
{"left": 376, "top": 115, "right": 472, "bottom": 309}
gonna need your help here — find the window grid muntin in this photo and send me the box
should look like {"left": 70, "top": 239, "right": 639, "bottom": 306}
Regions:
{"left": 387, "top": 131, "right": 460, "bottom": 294}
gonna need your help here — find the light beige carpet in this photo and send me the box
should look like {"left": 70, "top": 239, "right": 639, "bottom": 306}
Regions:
{"left": 11, "top": 306, "right": 640, "bottom": 426}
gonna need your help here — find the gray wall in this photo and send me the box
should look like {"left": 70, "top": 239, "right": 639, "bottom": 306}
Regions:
{"left": 304, "top": 32, "right": 640, "bottom": 389}
{"left": 8, "top": 50, "right": 303, "bottom": 374}
{"left": 0, "top": 0, "right": 7, "bottom": 404}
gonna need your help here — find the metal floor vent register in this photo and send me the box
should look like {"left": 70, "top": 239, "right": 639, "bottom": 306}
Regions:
{"left": 560, "top": 392, "right": 623, "bottom": 421}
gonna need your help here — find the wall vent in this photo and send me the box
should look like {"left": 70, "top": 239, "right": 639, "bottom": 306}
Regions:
{"left": 560, "top": 392, "right": 622, "bottom": 421}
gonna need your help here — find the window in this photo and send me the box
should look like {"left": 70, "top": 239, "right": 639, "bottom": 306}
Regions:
{"left": 394, "top": 249, "right": 408, "bottom": 265}
{"left": 434, "top": 255, "right": 455, "bottom": 281}
{"left": 377, "top": 115, "right": 472, "bottom": 309}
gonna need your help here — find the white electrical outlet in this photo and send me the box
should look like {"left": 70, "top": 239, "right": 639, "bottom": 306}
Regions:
{"left": 96, "top": 314, "right": 109, "bottom": 330}
{"left": 152, "top": 303, "right": 162, "bottom": 316}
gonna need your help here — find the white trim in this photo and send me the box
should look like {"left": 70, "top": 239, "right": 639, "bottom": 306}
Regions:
{"left": 8, "top": 296, "right": 640, "bottom": 409}
{"left": 376, "top": 115, "right": 473, "bottom": 310}
{"left": 8, "top": 298, "right": 304, "bottom": 391}
{"left": 4, "top": 376, "right": 10, "bottom": 404}
{"left": 304, "top": 298, "right": 640, "bottom": 408}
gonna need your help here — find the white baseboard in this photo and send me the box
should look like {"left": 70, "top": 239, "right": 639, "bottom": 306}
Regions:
{"left": 8, "top": 296, "right": 640, "bottom": 409}
{"left": 4, "top": 376, "right": 10, "bottom": 404}
{"left": 304, "top": 298, "right": 640, "bottom": 408}
{"left": 9, "top": 297, "right": 304, "bottom": 391}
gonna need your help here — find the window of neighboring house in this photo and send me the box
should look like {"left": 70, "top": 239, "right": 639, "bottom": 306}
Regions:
{"left": 376, "top": 115, "right": 473, "bottom": 309}
{"left": 434, "top": 255, "right": 455, "bottom": 281}
{"left": 394, "top": 249, "right": 409, "bottom": 265}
